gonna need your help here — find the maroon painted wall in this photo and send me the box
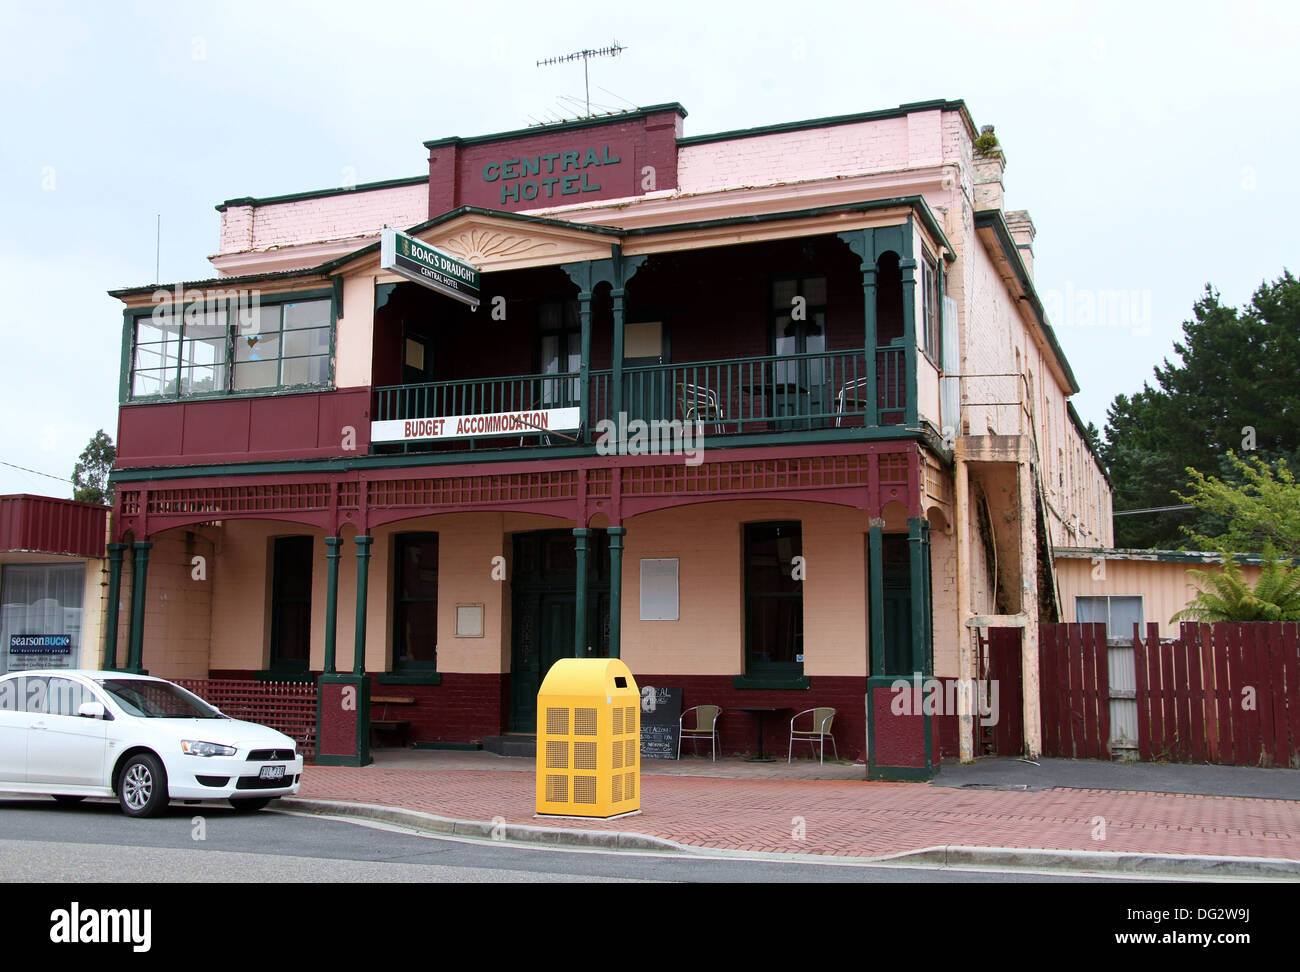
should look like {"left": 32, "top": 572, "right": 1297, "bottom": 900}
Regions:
{"left": 0, "top": 494, "right": 107, "bottom": 558}
{"left": 427, "top": 107, "right": 683, "bottom": 217}
{"left": 116, "top": 387, "right": 371, "bottom": 468}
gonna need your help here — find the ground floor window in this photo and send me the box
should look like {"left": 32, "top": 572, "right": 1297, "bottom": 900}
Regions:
{"left": 743, "top": 521, "right": 803, "bottom": 677}
{"left": 1076, "top": 595, "right": 1143, "bottom": 639}
{"left": 0, "top": 563, "right": 84, "bottom": 677}
{"left": 394, "top": 533, "right": 439, "bottom": 672}
{"left": 269, "top": 537, "right": 313, "bottom": 673}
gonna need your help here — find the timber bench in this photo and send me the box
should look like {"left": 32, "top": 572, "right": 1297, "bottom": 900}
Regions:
{"left": 370, "top": 695, "right": 416, "bottom": 747}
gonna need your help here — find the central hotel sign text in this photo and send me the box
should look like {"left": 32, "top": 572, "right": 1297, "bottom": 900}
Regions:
{"left": 482, "top": 145, "right": 621, "bottom": 205}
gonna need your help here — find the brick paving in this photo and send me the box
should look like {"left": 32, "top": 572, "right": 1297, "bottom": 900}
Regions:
{"left": 296, "top": 753, "right": 1300, "bottom": 860}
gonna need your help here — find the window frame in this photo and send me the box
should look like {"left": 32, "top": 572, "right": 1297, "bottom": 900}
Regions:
{"left": 123, "top": 288, "right": 335, "bottom": 404}
{"left": 392, "top": 532, "right": 440, "bottom": 674}
{"left": 1075, "top": 594, "right": 1145, "bottom": 640}
{"left": 269, "top": 536, "right": 314, "bottom": 675}
{"left": 742, "top": 520, "right": 805, "bottom": 680}
{"left": 921, "top": 250, "right": 941, "bottom": 366}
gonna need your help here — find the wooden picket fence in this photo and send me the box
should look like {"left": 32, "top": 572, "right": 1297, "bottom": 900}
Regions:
{"left": 1038, "top": 623, "right": 1111, "bottom": 759}
{"left": 175, "top": 678, "right": 317, "bottom": 759}
{"left": 1134, "top": 622, "right": 1300, "bottom": 767}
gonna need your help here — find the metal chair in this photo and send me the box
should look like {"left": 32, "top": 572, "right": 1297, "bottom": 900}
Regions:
{"left": 676, "top": 382, "right": 725, "bottom": 433}
{"left": 788, "top": 707, "right": 838, "bottom": 764}
{"left": 834, "top": 378, "right": 871, "bottom": 427}
{"left": 678, "top": 704, "right": 722, "bottom": 761}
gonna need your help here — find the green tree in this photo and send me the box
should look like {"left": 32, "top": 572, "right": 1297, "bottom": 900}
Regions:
{"left": 1177, "top": 452, "right": 1300, "bottom": 556}
{"left": 1101, "top": 271, "right": 1300, "bottom": 548}
{"left": 72, "top": 430, "right": 115, "bottom": 505}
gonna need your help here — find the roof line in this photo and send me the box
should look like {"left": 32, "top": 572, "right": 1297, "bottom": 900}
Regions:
{"left": 215, "top": 174, "right": 429, "bottom": 213}
{"left": 423, "top": 103, "right": 688, "bottom": 149}
{"left": 974, "top": 208, "right": 1079, "bottom": 395}
{"left": 677, "top": 99, "right": 974, "bottom": 147}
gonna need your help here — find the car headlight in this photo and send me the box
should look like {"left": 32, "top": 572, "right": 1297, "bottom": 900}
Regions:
{"left": 181, "top": 740, "right": 237, "bottom": 757}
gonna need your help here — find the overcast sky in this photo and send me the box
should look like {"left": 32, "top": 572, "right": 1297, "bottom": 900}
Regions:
{"left": 1, "top": 0, "right": 1295, "bottom": 497}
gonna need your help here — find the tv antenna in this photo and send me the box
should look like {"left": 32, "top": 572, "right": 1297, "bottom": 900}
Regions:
{"left": 536, "top": 41, "right": 626, "bottom": 118}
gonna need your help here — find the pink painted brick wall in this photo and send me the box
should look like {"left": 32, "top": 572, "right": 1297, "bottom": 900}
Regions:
{"left": 218, "top": 181, "right": 428, "bottom": 256}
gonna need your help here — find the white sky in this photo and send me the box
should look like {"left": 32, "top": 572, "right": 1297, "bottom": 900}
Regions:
{"left": 1, "top": 0, "right": 1296, "bottom": 496}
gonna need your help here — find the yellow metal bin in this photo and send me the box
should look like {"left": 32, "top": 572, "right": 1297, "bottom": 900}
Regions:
{"left": 535, "top": 658, "right": 641, "bottom": 818}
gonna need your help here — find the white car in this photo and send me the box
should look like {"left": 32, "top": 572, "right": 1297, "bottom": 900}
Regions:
{"left": 0, "top": 669, "right": 303, "bottom": 817}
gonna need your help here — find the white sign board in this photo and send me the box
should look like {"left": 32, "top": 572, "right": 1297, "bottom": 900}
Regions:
{"left": 371, "top": 407, "right": 580, "bottom": 443}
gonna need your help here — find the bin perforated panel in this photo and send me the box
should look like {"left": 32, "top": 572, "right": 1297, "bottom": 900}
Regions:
{"left": 574, "top": 741, "right": 597, "bottom": 770}
{"left": 574, "top": 776, "right": 597, "bottom": 804}
{"left": 546, "top": 708, "right": 569, "bottom": 735}
{"left": 546, "top": 740, "right": 568, "bottom": 769}
{"left": 574, "top": 708, "right": 598, "bottom": 735}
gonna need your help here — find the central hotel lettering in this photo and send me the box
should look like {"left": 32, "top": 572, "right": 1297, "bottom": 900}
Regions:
{"left": 482, "top": 144, "right": 621, "bottom": 204}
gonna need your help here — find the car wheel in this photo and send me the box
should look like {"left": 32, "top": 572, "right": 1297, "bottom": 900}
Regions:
{"left": 50, "top": 795, "right": 85, "bottom": 806}
{"left": 228, "top": 797, "right": 274, "bottom": 812}
{"left": 118, "top": 753, "right": 168, "bottom": 818}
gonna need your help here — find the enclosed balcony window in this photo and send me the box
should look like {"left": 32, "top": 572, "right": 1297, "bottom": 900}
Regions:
{"left": 127, "top": 294, "right": 332, "bottom": 401}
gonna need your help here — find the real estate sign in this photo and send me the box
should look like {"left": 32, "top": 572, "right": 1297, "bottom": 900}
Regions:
{"left": 380, "top": 228, "right": 481, "bottom": 310}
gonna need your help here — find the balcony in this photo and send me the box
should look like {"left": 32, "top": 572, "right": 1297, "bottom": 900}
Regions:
{"left": 372, "top": 346, "right": 907, "bottom": 454}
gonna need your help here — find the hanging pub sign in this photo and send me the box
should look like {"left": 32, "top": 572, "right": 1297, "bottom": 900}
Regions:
{"left": 380, "top": 228, "right": 481, "bottom": 310}
{"left": 371, "top": 407, "right": 581, "bottom": 444}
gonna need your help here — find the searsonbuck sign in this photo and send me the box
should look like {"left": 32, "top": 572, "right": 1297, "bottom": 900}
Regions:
{"left": 380, "top": 228, "right": 481, "bottom": 310}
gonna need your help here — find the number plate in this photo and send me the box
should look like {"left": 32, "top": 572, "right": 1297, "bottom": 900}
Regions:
{"left": 258, "top": 765, "right": 286, "bottom": 781}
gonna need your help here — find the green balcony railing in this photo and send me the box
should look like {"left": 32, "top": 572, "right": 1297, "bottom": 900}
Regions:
{"left": 372, "top": 347, "right": 905, "bottom": 452}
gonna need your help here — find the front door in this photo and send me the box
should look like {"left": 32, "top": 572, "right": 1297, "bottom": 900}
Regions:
{"left": 509, "top": 530, "right": 609, "bottom": 731}
{"left": 772, "top": 276, "right": 828, "bottom": 429}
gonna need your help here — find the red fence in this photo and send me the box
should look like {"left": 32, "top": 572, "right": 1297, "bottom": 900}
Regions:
{"left": 1039, "top": 623, "right": 1111, "bottom": 760}
{"left": 1135, "top": 622, "right": 1300, "bottom": 767}
{"left": 176, "top": 679, "right": 316, "bottom": 759}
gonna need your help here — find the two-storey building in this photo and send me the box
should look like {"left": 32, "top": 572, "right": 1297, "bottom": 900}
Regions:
{"left": 107, "top": 99, "right": 1112, "bottom": 778}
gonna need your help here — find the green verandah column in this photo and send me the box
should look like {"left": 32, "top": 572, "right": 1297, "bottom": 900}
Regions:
{"left": 353, "top": 536, "right": 372, "bottom": 676}
{"left": 608, "top": 526, "right": 625, "bottom": 658}
{"left": 322, "top": 537, "right": 342, "bottom": 674}
{"left": 125, "top": 541, "right": 151, "bottom": 673}
{"left": 573, "top": 527, "right": 590, "bottom": 656}
{"left": 103, "top": 542, "right": 127, "bottom": 669}
{"left": 836, "top": 228, "right": 880, "bottom": 426}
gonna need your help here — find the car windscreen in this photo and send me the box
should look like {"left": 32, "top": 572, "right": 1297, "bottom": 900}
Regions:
{"left": 96, "top": 679, "right": 223, "bottom": 719}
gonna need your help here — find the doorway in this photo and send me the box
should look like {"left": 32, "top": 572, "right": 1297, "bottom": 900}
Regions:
{"left": 509, "top": 529, "right": 609, "bottom": 730}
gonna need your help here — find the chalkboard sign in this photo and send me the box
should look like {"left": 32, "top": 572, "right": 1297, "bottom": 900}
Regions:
{"left": 639, "top": 685, "right": 683, "bottom": 759}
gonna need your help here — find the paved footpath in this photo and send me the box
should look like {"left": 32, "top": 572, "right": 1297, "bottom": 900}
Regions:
{"left": 296, "top": 755, "right": 1300, "bottom": 862}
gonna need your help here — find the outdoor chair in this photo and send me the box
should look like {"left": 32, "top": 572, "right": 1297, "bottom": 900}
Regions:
{"left": 834, "top": 377, "right": 872, "bottom": 427}
{"left": 676, "top": 382, "right": 726, "bottom": 433}
{"left": 788, "top": 707, "right": 838, "bottom": 764}
{"left": 678, "top": 704, "right": 722, "bottom": 761}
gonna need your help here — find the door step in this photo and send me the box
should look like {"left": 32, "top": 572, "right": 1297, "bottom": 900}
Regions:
{"left": 482, "top": 734, "right": 536, "bottom": 758}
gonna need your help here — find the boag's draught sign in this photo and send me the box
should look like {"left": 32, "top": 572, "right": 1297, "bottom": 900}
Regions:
{"left": 380, "top": 228, "right": 481, "bottom": 310}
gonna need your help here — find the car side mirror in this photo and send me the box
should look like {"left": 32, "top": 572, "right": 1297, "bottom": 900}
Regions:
{"left": 78, "top": 701, "right": 105, "bottom": 719}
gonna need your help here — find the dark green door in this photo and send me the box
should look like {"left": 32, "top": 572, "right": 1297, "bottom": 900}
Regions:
{"left": 880, "top": 534, "right": 912, "bottom": 675}
{"left": 509, "top": 530, "right": 610, "bottom": 731}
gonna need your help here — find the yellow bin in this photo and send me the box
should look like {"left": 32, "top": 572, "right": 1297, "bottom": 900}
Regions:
{"left": 535, "top": 658, "right": 641, "bottom": 818}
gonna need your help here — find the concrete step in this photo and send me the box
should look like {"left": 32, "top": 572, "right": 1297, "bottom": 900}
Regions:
{"left": 482, "top": 734, "right": 536, "bottom": 758}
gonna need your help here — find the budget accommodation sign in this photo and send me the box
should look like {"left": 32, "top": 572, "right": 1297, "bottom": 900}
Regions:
{"left": 371, "top": 408, "right": 580, "bottom": 443}
{"left": 380, "top": 228, "right": 481, "bottom": 310}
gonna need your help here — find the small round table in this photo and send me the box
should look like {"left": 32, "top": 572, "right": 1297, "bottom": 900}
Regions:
{"left": 731, "top": 706, "right": 789, "bottom": 762}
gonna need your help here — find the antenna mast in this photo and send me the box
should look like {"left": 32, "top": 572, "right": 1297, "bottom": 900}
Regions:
{"left": 536, "top": 41, "right": 626, "bottom": 118}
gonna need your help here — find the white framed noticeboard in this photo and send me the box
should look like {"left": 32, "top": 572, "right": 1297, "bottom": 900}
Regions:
{"left": 639, "top": 559, "right": 679, "bottom": 621}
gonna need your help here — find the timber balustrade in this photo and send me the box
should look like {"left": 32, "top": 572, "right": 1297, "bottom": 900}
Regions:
{"left": 373, "top": 348, "right": 906, "bottom": 451}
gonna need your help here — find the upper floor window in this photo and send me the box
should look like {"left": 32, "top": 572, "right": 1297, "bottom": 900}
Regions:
{"left": 128, "top": 295, "right": 331, "bottom": 401}
{"left": 922, "top": 254, "right": 940, "bottom": 363}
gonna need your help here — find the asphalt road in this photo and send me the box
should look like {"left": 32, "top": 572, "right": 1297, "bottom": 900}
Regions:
{"left": 0, "top": 796, "right": 1142, "bottom": 883}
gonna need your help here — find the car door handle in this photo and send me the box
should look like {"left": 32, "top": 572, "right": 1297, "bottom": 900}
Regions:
{"left": 31, "top": 721, "right": 46, "bottom": 730}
